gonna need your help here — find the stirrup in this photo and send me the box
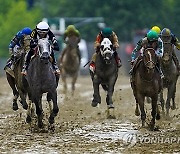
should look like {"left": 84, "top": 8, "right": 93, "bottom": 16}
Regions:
{"left": 21, "top": 69, "right": 27, "bottom": 76}
{"left": 89, "top": 62, "right": 95, "bottom": 73}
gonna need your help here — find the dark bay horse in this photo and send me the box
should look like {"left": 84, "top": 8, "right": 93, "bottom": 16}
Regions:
{"left": 160, "top": 42, "right": 179, "bottom": 117}
{"left": 25, "top": 38, "right": 59, "bottom": 128}
{"left": 58, "top": 35, "right": 80, "bottom": 95}
{"left": 90, "top": 38, "right": 118, "bottom": 118}
{"left": 131, "top": 48, "right": 161, "bottom": 130}
{"left": 4, "top": 35, "right": 31, "bottom": 110}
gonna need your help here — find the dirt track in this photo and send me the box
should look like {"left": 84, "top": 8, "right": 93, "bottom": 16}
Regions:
{"left": 0, "top": 71, "right": 179, "bottom": 153}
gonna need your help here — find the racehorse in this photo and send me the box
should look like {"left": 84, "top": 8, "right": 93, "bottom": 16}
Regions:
{"left": 4, "top": 35, "right": 31, "bottom": 110}
{"left": 90, "top": 38, "right": 118, "bottom": 118}
{"left": 25, "top": 38, "right": 59, "bottom": 128}
{"left": 58, "top": 35, "right": 80, "bottom": 95}
{"left": 131, "top": 48, "right": 161, "bottom": 130}
{"left": 160, "top": 42, "right": 179, "bottom": 117}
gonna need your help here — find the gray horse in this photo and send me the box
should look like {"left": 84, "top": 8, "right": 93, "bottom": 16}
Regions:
{"left": 160, "top": 42, "right": 179, "bottom": 117}
{"left": 25, "top": 38, "right": 59, "bottom": 128}
{"left": 90, "top": 38, "right": 118, "bottom": 118}
{"left": 59, "top": 35, "right": 80, "bottom": 95}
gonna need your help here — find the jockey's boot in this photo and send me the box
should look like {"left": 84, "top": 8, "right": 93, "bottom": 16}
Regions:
{"left": 89, "top": 53, "right": 97, "bottom": 73}
{"left": 89, "top": 61, "right": 95, "bottom": 73}
{"left": 52, "top": 62, "right": 60, "bottom": 75}
{"left": 21, "top": 62, "right": 29, "bottom": 76}
{"left": 156, "top": 65, "right": 164, "bottom": 79}
{"left": 77, "top": 46, "right": 81, "bottom": 63}
{"left": 114, "top": 51, "right": 122, "bottom": 68}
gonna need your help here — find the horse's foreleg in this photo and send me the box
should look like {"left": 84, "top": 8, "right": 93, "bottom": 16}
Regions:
{"left": 6, "top": 73, "right": 19, "bottom": 110}
{"left": 92, "top": 80, "right": 101, "bottom": 107}
{"left": 150, "top": 97, "right": 158, "bottom": 131}
{"left": 166, "top": 84, "right": 175, "bottom": 117}
{"left": 19, "top": 91, "right": 28, "bottom": 110}
{"left": 159, "top": 89, "right": 165, "bottom": 115}
{"left": 137, "top": 94, "right": 146, "bottom": 127}
{"left": 61, "top": 71, "right": 67, "bottom": 94}
{"left": 34, "top": 97, "right": 43, "bottom": 128}
{"left": 171, "top": 83, "right": 177, "bottom": 110}
{"left": 71, "top": 73, "right": 78, "bottom": 96}
{"left": 49, "top": 91, "right": 59, "bottom": 125}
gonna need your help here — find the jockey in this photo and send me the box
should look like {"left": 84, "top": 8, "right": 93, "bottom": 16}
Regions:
{"left": 89, "top": 27, "right": 122, "bottom": 73}
{"left": 160, "top": 28, "right": 180, "bottom": 74}
{"left": 60, "top": 25, "right": 81, "bottom": 64}
{"left": 21, "top": 21, "right": 60, "bottom": 75}
{"left": 5, "top": 27, "right": 32, "bottom": 71}
{"left": 130, "top": 30, "right": 164, "bottom": 78}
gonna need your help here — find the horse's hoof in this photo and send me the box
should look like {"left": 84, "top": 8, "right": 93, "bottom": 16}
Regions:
{"left": 108, "top": 104, "right": 114, "bottom": 109}
{"left": 26, "top": 115, "right": 32, "bottom": 123}
{"left": 12, "top": 102, "right": 18, "bottom": 111}
{"left": 135, "top": 110, "right": 140, "bottom": 116}
{"left": 171, "top": 105, "right": 176, "bottom": 110}
{"left": 91, "top": 101, "right": 98, "bottom": 107}
{"left": 49, "top": 116, "right": 55, "bottom": 124}
{"left": 156, "top": 113, "right": 161, "bottom": 120}
{"left": 20, "top": 100, "right": 28, "bottom": 110}
{"left": 23, "top": 104, "right": 28, "bottom": 110}
{"left": 38, "top": 122, "right": 44, "bottom": 128}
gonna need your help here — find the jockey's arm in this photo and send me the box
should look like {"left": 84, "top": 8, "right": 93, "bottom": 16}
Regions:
{"left": 172, "top": 34, "right": 180, "bottom": 50}
{"left": 156, "top": 37, "right": 164, "bottom": 58}
{"left": 131, "top": 39, "right": 143, "bottom": 61}
{"left": 9, "top": 33, "right": 21, "bottom": 54}
{"left": 112, "top": 32, "right": 119, "bottom": 49}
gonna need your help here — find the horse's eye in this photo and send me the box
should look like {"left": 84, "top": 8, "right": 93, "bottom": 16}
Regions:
{"left": 101, "top": 45, "right": 104, "bottom": 50}
{"left": 110, "top": 45, "right": 113, "bottom": 49}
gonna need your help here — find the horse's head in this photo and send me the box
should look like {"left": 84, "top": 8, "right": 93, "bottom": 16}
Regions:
{"left": 100, "top": 38, "right": 113, "bottom": 64}
{"left": 143, "top": 48, "right": 157, "bottom": 71}
{"left": 162, "top": 42, "right": 173, "bottom": 63}
{"left": 37, "top": 38, "right": 52, "bottom": 62}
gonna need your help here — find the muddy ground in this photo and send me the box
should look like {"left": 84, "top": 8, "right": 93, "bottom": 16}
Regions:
{"left": 0, "top": 70, "right": 179, "bottom": 154}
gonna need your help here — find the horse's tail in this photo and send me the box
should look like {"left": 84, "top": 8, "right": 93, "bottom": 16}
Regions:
{"left": 101, "top": 84, "right": 108, "bottom": 91}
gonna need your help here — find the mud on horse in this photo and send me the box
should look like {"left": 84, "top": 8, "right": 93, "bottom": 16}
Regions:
{"left": 90, "top": 38, "right": 119, "bottom": 118}
{"left": 131, "top": 48, "right": 162, "bottom": 130}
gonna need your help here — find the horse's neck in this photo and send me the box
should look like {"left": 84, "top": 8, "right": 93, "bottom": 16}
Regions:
{"left": 32, "top": 57, "right": 51, "bottom": 75}
{"left": 139, "top": 62, "right": 155, "bottom": 81}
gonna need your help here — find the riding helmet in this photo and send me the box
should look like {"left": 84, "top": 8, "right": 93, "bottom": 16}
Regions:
{"left": 22, "top": 27, "right": 32, "bottom": 35}
{"left": 36, "top": 21, "right": 49, "bottom": 34}
{"left": 102, "top": 27, "right": 113, "bottom": 37}
{"left": 147, "top": 30, "right": 158, "bottom": 41}
{"left": 151, "top": 26, "right": 161, "bottom": 34}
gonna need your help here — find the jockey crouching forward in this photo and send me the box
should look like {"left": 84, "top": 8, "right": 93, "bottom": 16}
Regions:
{"left": 21, "top": 21, "right": 60, "bottom": 75}
{"left": 129, "top": 30, "right": 164, "bottom": 78}
{"left": 5, "top": 27, "right": 32, "bottom": 75}
{"left": 89, "top": 27, "right": 122, "bottom": 73}
{"left": 59, "top": 25, "right": 81, "bottom": 65}
{"left": 160, "top": 28, "right": 180, "bottom": 75}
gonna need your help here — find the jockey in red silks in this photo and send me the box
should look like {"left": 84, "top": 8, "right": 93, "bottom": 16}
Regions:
{"left": 89, "top": 27, "right": 122, "bottom": 73}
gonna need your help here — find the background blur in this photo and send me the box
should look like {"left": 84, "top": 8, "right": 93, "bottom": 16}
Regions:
{"left": 1, "top": 0, "right": 180, "bottom": 75}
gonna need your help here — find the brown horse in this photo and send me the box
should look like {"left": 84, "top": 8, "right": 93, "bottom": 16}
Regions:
{"left": 58, "top": 36, "right": 80, "bottom": 95}
{"left": 4, "top": 35, "right": 31, "bottom": 110}
{"left": 131, "top": 48, "right": 161, "bottom": 130}
{"left": 160, "top": 42, "right": 179, "bottom": 117}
